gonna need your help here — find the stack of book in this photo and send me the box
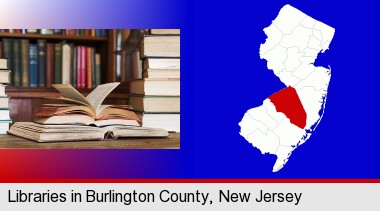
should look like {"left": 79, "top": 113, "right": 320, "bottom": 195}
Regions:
{"left": 0, "top": 58, "right": 12, "bottom": 134}
{"left": 0, "top": 38, "right": 102, "bottom": 88}
{"left": 130, "top": 29, "right": 180, "bottom": 132}
{"left": 8, "top": 82, "right": 169, "bottom": 142}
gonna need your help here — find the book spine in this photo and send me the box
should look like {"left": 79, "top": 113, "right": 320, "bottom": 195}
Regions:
{"left": 81, "top": 46, "right": 86, "bottom": 88}
{"left": 72, "top": 46, "right": 77, "bottom": 87}
{"left": 37, "top": 39, "right": 46, "bottom": 87}
{"left": 1, "top": 39, "right": 12, "bottom": 74}
{"left": 0, "top": 58, "right": 7, "bottom": 70}
{"left": 65, "top": 29, "right": 75, "bottom": 36}
{"left": 26, "top": 29, "right": 38, "bottom": 34}
{"left": 86, "top": 47, "right": 92, "bottom": 89}
{"left": 0, "top": 41, "right": 2, "bottom": 58}
{"left": 54, "top": 43, "right": 62, "bottom": 84}
{"left": 12, "top": 39, "right": 21, "bottom": 86}
{"left": 20, "top": 39, "right": 29, "bottom": 87}
{"left": 46, "top": 43, "right": 54, "bottom": 88}
{"left": 80, "top": 30, "right": 85, "bottom": 36}
{"left": 62, "top": 43, "right": 71, "bottom": 84}
{"left": 95, "top": 53, "right": 101, "bottom": 86}
{"left": 76, "top": 46, "right": 81, "bottom": 88}
{"left": 53, "top": 29, "right": 63, "bottom": 35}
{"left": 91, "top": 48, "right": 96, "bottom": 87}
{"left": 29, "top": 44, "right": 38, "bottom": 87}
{"left": 39, "top": 29, "right": 53, "bottom": 35}
{"left": 102, "top": 30, "right": 107, "bottom": 37}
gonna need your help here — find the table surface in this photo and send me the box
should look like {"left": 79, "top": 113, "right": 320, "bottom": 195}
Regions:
{"left": 0, "top": 133, "right": 180, "bottom": 149}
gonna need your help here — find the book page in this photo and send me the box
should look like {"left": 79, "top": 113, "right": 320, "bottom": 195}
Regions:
{"left": 86, "top": 82, "right": 120, "bottom": 116}
{"left": 52, "top": 84, "right": 91, "bottom": 107}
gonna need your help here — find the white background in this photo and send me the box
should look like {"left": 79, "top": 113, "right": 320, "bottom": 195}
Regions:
{"left": 0, "top": 183, "right": 379, "bottom": 210}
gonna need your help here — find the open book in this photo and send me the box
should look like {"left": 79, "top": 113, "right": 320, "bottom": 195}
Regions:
{"left": 34, "top": 82, "right": 141, "bottom": 126}
{"left": 9, "top": 122, "right": 169, "bottom": 142}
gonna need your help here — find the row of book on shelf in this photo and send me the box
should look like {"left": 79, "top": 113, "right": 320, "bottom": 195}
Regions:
{"left": 0, "top": 58, "right": 11, "bottom": 134}
{"left": 0, "top": 29, "right": 107, "bottom": 37}
{"left": 129, "top": 29, "right": 180, "bottom": 132}
{"left": 0, "top": 38, "right": 102, "bottom": 88}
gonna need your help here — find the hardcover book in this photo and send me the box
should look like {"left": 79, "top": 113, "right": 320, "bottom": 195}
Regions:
{"left": 29, "top": 44, "right": 38, "bottom": 87}
{"left": 143, "top": 69, "right": 180, "bottom": 79}
{"left": 54, "top": 43, "right": 62, "bottom": 84}
{"left": 9, "top": 122, "right": 169, "bottom": 143}
{"left": 129, "top": 95, "right": 180, "bottom": 113}
{"left": 140, "top": 35, "right": 180, "bottom": 58}
{"left": 12, "top": 39, "right": 21, "bottom": 86}
{"left": 46, "top": 43, "right": 54, "bottom": 87}
{"left": 37, "top": 39, "right": 47, "bottom": 87}
{"left": 130, "top": 78, "right": 180, "bottom": 96}
{"left": 137, "top": 112, "right": 180, "bottom": 132}
{"left": 0, "top": 70, "right": 10, "bottom": 84}
{"left": 149, "top": 29, "right": 180, "bottom": 35}
{"left": 21, "top": 39, "right": 30, "bottom": 87}
{"left": 0, "top": 58, "right": 8, "bottom": 69}
{"left": 143, "top": 58, "right": 180, "bottom": 70}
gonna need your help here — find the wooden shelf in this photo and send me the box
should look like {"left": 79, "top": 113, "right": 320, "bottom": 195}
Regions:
{"left": 0, "top": 133, "right": 180, "bottom": 149}
{"left": 0, "top": 33, "right": 107, "bottom": 42}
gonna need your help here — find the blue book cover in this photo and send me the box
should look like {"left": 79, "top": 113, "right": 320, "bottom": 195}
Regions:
{"left": 37, "top": 39, "right": 46, "bottom": 87}
{"left": 29, "top": 44, "right": 38, "bottom": 87}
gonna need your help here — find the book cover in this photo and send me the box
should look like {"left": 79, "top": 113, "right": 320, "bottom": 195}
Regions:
{"left": 0, "top": 70, "right": 11, "bottom": 84}
{"left": 53, "top": 29, "right": 63, "bottom": 35}
{"left": 0, "top": 84, "right": 6, "bottom": 96}
{"left": 143, "top": 58, "right": 180, "bottom": 70}
{"left": 72, "top": 45, "right": 77, "bottom": 87}
{"left": 54, "top": 43, "right": 62, "bottom": 84}
{"left": 91, "top": 48, "right": 96, "bottom": 87}
{"left": 37, "top": 39, "right": 47, "bottom": 87}
{"left": 140, "top": 35, "right": 180, "bottom": 58}
{"left": 137, "top": 112, "right": 180, "bottom": 132}
{"left": 12, "top": 39, "right": 21, "bottom": 86}
{"left": 46, "top": 43, "right": 55, "bottom": 88}
{"left": 29, "top": 44, "right": 38, "bottom": 87}
{"left": 0, "top": 58, "right": 7, "bottom": 69}
{"left": 1, "top": 39, "right": 12, "bottom": 75}
{"left": 86, "top": 47, "right": 92, "bottom": 89}
{"left": 0, "top": 96, "right": 10, "bottom": 108}
{"left": 95, "top": 53, "right": 101, "bottom": 87}
{"left": 149, "top": 29, "right": 180, "bottom": 35}
{"left": 143, "top": 69, "right": 180, "bottom": 79}
{"left": 62, "top": 43, "right": 71, "bottom": 84}
{"left": 20, "top": 39, "right": 29, "bottom": 87}
{"left": 130, "top": 78, "right": 180, "bottom": 96}
{"left": 129, "top": 95, "right": 180, "bottom": 113}
{"left": 76, "top": 46, "right": 81, "bottom": 88}
{"left": 80, "top": 46, "right": 87, "bottom": 88}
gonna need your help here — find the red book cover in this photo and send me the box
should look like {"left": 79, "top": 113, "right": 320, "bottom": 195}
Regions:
{"left": 46, "top": 43, "right": 54, "bottom": 88}
{"left": 81, "top": 46, "right": 87, "bottom": 89}
{"left": 76, "top": 46, "right": 81, "bottom": 88}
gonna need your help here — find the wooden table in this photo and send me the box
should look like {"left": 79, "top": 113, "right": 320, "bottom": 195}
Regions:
{"left": 0, "top": 133, "right": 180, "bottom": 149}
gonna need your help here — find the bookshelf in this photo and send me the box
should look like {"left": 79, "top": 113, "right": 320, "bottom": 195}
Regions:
{"left": 0, "top": 29, "right": 132, "bottom": 122}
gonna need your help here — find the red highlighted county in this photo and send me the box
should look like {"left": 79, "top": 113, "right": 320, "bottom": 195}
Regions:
{"left": 268, "top": 86, "right": 307, "bottom": 129}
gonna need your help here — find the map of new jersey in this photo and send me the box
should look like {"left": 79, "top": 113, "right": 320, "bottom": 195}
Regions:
{"left": 239, "top": 4, "right": 335, "bottom": 172}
